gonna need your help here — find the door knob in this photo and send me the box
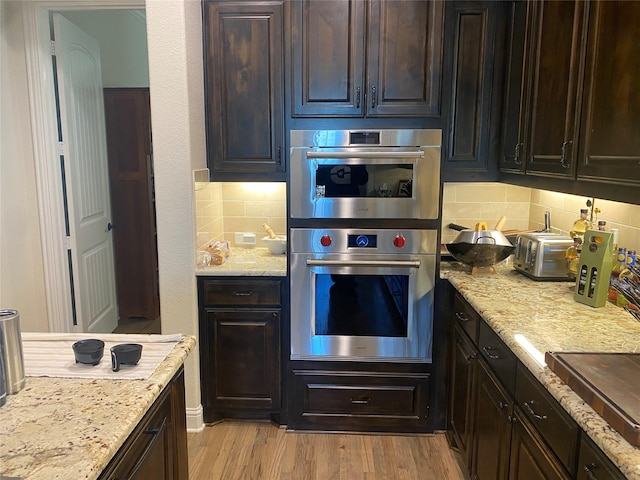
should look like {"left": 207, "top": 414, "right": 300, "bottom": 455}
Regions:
{"left": 107, "top": 222, "right": 114, "bottom": 231}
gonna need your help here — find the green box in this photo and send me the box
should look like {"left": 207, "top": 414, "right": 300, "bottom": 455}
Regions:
{"left": 574, "top": 230, "right": 614, "bottom": 307}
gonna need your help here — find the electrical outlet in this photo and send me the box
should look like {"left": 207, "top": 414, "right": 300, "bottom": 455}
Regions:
{"left": 234, "top": 232, "right": 256, "bottom": 245}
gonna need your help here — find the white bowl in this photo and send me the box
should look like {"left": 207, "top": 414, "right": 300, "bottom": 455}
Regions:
{"left": 262, "top": 236, "right": 287, "bottom": 255}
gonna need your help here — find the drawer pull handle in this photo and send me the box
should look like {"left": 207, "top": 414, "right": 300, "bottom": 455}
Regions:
{"left": 584, "top": 463, "right": 599, "bottom": 480}
{"left": 498, "top": 401, "right": 507, "bottom": 410}
{"left": 482, "top": 346, "right": 500, "bottom": 359}
{"left": 455, "top": 312, "right": 469, "bottom": 322}
{"left": 467, "top": 353, "right": 477, "bottom": 361}
{"left": 233, "top": 291, "right": 253, "bottom": 297}
{"left": 350, "top": 397, "right": 371, "bottom": 405}
{"left": 524, "top": 401, "right": 547, "bottom": 420}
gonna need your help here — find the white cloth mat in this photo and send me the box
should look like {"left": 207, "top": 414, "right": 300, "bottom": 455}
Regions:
{"left": 21, "top": 332, "right": 182, "bottom": 380}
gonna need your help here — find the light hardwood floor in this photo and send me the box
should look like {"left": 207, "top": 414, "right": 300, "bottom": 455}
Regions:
{"left": 188, "top": 421, "right": 467, "bottom": 480}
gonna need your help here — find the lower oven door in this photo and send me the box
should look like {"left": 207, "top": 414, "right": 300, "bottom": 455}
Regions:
{"left": 290, "top": 253, "right": 435, "bottom": 362}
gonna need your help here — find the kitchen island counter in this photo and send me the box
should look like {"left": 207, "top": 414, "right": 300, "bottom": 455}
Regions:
{"left": 0, "top": 334, "right": 196, "bottom": 480}
{"left": 442, "top": 260, "right": 640, "bottom": 479}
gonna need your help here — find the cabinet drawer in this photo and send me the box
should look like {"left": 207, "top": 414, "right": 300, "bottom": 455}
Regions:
{"left": 290, "top": 370, "right": 430, "bottom": 428}
{"left": 478, "top": 320, "right": 517, "bottom": 395}
{"left": 203, "top": 279, "right": 280, "bottom": 306}
{"left": 576, "top": 434, "right": 626, "bottom": 480}
{"left": 515, "top": 363, "right": 579, "bottom": 475}
{"left": 453, "top": 292, "right": 480, "bottom": 342}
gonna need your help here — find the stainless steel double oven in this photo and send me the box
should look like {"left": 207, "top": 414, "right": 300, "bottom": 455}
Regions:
{"left": 289, "top": 129, "right": 441, "bottom": 363}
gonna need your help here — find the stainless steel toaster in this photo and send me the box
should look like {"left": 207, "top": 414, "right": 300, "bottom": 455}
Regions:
{"left": 513, "top": 233, "right": 574, "bottom": 281}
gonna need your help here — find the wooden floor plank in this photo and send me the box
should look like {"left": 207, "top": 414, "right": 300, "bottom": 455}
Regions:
{"left": 188, "top": 421, "right": 467, "bottom": 480}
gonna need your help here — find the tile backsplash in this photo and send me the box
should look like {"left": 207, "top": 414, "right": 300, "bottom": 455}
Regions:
{"left": 195, "top": 179, "right": 638, "bottom": 254}
{"left": 442, "top": 183, "right": 640, "bottom": 252}
{"left": 195, "top": 182, "right": 286, "bottom": 248}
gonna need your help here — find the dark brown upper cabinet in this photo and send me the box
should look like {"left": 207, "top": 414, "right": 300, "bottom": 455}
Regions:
{"left": 576, "top": 1, "right": 640, "bottom": 187}
{"left": 525, "top": 0, "right": 585, "bottom": 178}
{"left": 498, "top": 0, "right": 529, "bottom": 174}
{"left": 442, "top": 1, "right": 505, "bottom": 182}
{"left": 291, "top": 0, "right": 444, "bottom": 118}
{"left": 203, "top": 1, "right": 285, "bottom": 180}
{"left": 499, "top": 0, "right": 640, "bottom": 204}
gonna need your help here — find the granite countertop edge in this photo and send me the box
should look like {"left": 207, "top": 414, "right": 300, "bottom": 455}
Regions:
{"left": 0, "top": 335, "right": 196, "bottom": 480}
{"left": 196, "top": 247, "right": 287, "bottom": 277}
{"left": 441, "top": 261, "right": 640, "bottom": 479}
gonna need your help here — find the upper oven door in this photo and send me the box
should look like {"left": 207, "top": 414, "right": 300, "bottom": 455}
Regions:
{"left": 290, "top": 146, "right": 440, "bottom": 219}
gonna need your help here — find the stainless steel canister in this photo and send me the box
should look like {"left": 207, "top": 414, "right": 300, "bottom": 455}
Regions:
{"left": 0, "top": 309, "right": 25, "bottom": 393}
{"left": 0, "top": 332, "right": 6, "bottom": 407}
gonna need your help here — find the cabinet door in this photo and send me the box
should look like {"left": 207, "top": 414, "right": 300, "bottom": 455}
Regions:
{"left": 443, "top": 1, "right": 502, "bottom": 181}
{"left": 291, "top": 0, "right": 365, "bottom": 117}
{"left": 366, "top": 0, "right": 444, "bottom": 117}
{"left": 203, "top": 309, "right": 281, "bottom": 415}
{"left": 471, "top": 360, "right": 512, "bottom": 480}
{"left": 509, "top": 407, "right": 571, "bottom": 480}
{"left": 525, "top": 0, "right": 585, "bottom": 177}
{"left": 204, "top": 1, "right": 285, "bottom": 176}
{"left": 577, "top": 1, "right": 640, "bottom": 187}
{"left": 448, "top": 326, "right": 478, "bottom": 470}
{"left": 498, "top": 0, "right": 529, "bottom": 173}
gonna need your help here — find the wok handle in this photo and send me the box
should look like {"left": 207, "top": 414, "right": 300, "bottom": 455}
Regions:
{"left": 448, "top": 223, "right": 469, "bottom": 231}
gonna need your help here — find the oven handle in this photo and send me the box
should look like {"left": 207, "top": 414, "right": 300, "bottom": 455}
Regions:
{"left": 306, "top": 259, "right": 421, "bottom": 268}
{"left": 306, "top": 151, "right": 424, "bottom": 159}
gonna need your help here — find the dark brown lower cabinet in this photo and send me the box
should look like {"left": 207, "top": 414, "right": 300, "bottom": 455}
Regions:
{"left": 99, "top": 369, "right": 188, "bottom": 480}
{"left": 576, "top": 434, "right": 626, "bottom": 480}
{"left": 446, "top": 285, "right": 624, "bottom": 480}
{"left": 472, "top": 359, "right": 513, "bottom": 480}
{"left": 448, "top": 325, "right": 478, "bottom": 470}
{"left": 198, "top": 277, "right": 283, "bottom": 423}
{"left": 509, "top": 407, "right": 570, "bottom": 480}
{"left": 288, "top": 368, "right": 430, "bottom": 433}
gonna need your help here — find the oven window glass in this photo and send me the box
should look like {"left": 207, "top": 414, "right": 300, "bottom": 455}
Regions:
{"left": 315, "top": 165, "right": 413, "bottom": 198}
{"left": 314, "top": 273, "right": 409, "bottom": 337}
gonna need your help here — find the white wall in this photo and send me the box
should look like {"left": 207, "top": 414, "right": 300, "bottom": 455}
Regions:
{"left": 146, "top": 0, "right": 206, "bottom": 429}
{"left": 60, "top": 9, "right": 149, "bottom": 87}
{"left": 0, "top": 1, "right": 49, "bottom": 331}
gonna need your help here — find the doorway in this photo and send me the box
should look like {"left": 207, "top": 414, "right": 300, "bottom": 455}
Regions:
{"left": 23, "top": 1, "right": 159, "bottom": 334}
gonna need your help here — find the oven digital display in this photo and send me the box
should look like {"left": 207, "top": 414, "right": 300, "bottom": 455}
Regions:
{"left": 348, "top": 234, "right": 377, "bottom": 248}
{"left": 350, "top": 131, "right": 380, "bottom": 144}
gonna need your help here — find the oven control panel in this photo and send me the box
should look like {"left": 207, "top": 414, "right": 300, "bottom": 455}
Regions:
{"left": 294, "top": 229, "right": 436, "bottom": 255}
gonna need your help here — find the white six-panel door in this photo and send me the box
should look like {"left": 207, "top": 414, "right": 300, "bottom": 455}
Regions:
{"left": 53, "top": 13, "right": 118, "bottom": 333}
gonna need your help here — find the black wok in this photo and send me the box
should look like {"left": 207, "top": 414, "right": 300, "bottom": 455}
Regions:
{"left": 446, "top": 221, "right": 515, "bottom": 267}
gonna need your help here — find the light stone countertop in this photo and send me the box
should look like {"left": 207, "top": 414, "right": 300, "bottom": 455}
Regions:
{"left": 442, "top": 259, "right": 640, "bottom": 479}
{"left": 0, "top": 334, "right": 196, "bottom": 480}
{"left": 196, "top": 247, "right": 287, "bottom": 276}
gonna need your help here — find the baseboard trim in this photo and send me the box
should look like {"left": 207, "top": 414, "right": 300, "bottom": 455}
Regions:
{"left": 186, "top": 405, "right": 204, "bottom": 433}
